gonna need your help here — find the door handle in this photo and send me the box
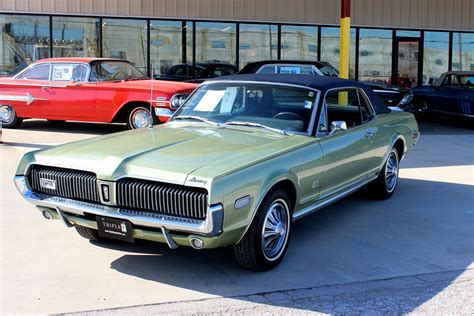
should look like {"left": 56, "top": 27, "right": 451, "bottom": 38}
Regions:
{"left": 365, "top": 131, "right": 375, "bottom": 139}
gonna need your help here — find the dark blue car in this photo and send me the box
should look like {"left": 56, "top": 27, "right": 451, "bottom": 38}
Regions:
{"left": 401, "top": 71, "right": 474, "bottom": 121}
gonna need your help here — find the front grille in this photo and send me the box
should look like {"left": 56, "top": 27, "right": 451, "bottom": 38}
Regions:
{"left": 28, "top": 165, "right": 100, "bottom": 203}
{"left": 116, "top": 178, "right": 208, "bottom": 220}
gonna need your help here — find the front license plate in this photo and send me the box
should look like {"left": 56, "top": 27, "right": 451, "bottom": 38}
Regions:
{"left": 96, "top": 216, "right": 134, "bottom": 242}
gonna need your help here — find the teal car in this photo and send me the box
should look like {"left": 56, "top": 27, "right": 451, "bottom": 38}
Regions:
{"left": 14, "top": 74, "right": 419, "bottom": 270}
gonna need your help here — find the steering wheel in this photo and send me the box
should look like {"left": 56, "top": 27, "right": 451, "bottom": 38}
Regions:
{"left": 273, "top": 112, "right": 304, "bottom": 121}
{"left": 112, "top": 71, "right": 126, "bottom": 80}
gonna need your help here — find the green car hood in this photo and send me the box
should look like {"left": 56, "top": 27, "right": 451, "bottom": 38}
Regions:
{"left": 23, "top": 123, "right": 313, "bottom": 185}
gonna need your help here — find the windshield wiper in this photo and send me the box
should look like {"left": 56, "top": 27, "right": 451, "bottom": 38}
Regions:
{"left": 224, "top": 121, "right": 288, "bottom": 135}
{"left": 172, "top": 115, "right": 222, "bottom": 127}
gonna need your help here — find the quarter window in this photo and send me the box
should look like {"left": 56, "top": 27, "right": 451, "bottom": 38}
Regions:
{"left": 17, "top": 64, "right": 51, "bottom": 80}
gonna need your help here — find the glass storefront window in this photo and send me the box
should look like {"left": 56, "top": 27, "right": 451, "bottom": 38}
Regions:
{"left": 423, "top": 31, "right": 449, "bottom": 84}
{"left": 0, "top": 15, "right": 50, "bottom": 76}
{"left": 195, "top": 22, "right": 236, "bottom": 66}
{"left": 396, "top": 30, "right": 420, "bottom": 38}
{"left": 239, "top": 24, "right": 278, "bottom": 69}
{"left": 150, "top": 20, "right": 183, "bottom": 76}
{"left": 452, "top": 33, "right": 474, "bottom": 71}
{"left": 358, "top": 29, "right": 392, "bottom": 84}
{"left": 52, "top": 16, "right": 99, "bottom": 58}
{"left": 102, "top": 19, "right": 147, "bottom": 73}
{"left": 281, "top": 25, "right": 318, "bottom": 61}
{"left": 320, "top": 27, "right": 356, "bottom": 79}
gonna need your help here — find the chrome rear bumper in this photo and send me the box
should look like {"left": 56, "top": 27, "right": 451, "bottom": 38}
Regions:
{"left": 13, "top": 175, "right": 223, "bottom": 237}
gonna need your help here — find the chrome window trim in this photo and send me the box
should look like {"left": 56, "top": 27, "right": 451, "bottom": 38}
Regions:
{"left": 317, "top": 86, "right": 377, "bottom": 139}
{"left": 170, "top": 80, "right": 322, "bottom": 137}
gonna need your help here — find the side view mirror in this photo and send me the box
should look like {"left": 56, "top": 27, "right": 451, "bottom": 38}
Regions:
{"left": 330, "top": 121, "right": 347, "bottom": 135}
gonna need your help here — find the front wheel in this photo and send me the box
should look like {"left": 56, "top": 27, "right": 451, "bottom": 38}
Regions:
{"left": 126, "top": 105, "right": 157, "bottom": 129}
{"left": 0, "top": 104, "right": 23, "bottom": 128}
{"left": 75, "top": 225, "right": 102, "bottom": 241}
{"left": 414, "top": 99, "right": 430, "bottom": 121}
{"left": 233, "top": 189, "right": 292, "bottom": 271}
{"left": 368, "top": 148, "right": 400, "bottom": 199}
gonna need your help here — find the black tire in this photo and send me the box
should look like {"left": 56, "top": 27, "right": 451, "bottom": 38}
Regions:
{"left": 414, "top": 99, "right": 430, "bottom": 121}
{"left": 75, "top": 225, "right": 101, "bottom": 241}
{"left": 48, "top": 119, "right": 66, "bottom": 126}
{"left": 233, "top": 189, "right": 292, "bottom": 271}
{"left": 0, "top": 104, "right": 23, "bottom": 128}
{"left": 368, "top": 148, "right": 400, "bottom": 200}
{"left": 125, "top": 105, "right": 157, "bottom": 130}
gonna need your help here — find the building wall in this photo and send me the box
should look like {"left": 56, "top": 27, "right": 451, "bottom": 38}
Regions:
{"left": 1, "top": 0, "right": 473, "bottom": 31}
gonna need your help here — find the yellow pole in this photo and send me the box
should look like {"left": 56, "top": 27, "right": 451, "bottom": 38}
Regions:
{"left": 338, "top": 0, "right": 351, "bottom": 105}
{"left": 339, "top": 0, "right": 351, "bottom": 80}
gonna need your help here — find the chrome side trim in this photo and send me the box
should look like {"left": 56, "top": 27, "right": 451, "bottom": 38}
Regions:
{"left": 292, "top": 175, "right": 377, "bottom": 220}
{"left": 0, "top": 82, "right": 68, "bottom": 88}
{"left": 14, "top": 176, "right": 223, "bottom": 237}
{"left": 0, "top": 92, "right": 48, "bottom": 105}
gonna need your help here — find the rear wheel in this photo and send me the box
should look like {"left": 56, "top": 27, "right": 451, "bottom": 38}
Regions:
{"left": 233, "top": 189, "right": 292, "bottom": 271}
{"left": 126, "top": 105, "right": 156, "bottom": 129}
{"left": 0, "top": 104, "right": 23, "bottom": 128}
{"left": 75, "top": 225, "right": 101, "bottom": 241}
{"left": 368, "top": 148, "right": 400, "bottom": 199}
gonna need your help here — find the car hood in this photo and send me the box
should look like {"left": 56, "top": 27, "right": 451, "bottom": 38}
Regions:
{"left": 24, "top": 124, "right": 313, "bottom": 185}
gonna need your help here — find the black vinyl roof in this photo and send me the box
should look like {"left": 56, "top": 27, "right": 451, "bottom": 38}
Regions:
{"left": 210, "top": 74, "right": 391, "bottom": 115}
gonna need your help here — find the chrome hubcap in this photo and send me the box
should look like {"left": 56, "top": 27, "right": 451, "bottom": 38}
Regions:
{"left": 0, "top": 105, "right": 14, "bottom": 124}
{"left": 385, "top": 152, "right": 399, "bottom": 192}
{"left": 261, "top": 199, "right": 289, "bottom": 261}
{"left": 131, "top": 109, "right": 152, "bottom": 128}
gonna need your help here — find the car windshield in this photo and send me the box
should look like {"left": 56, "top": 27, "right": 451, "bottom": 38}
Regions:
{"left": 89, "top": 61, "right": 148, "bottom": 81}
{"left": 171, "top": 82, "right": 318, "bottom": 134}
{"left": 459, "top": 75, "right": 474, "bottom": 89}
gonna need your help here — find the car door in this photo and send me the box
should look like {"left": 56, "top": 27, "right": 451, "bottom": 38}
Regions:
{"left": 40, "top": 63, "right": 97, "bottom": 119}
{"left": 430, "top": 74, "right": 464, "bottom": 114}
{"left": 316, "top": 88, "right": 374, "bottom": 198}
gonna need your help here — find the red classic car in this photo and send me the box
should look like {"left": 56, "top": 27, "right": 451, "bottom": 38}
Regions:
{"left": 0, "top": 58, "right": 197, "bottom": 129}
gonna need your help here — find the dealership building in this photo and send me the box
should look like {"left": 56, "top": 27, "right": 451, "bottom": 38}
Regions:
{"left": 1, "top": 0, "right": 473, "bottom": 87}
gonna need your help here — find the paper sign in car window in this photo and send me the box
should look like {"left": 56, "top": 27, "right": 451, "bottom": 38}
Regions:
{"left": 219, "top": 87, "right": 239, "bottom": 113}
{"left": 52, "top": 65, "right": 74, "bottom": 81}
{"left": 194, "top": 90, "right": 226, "bottom": 112}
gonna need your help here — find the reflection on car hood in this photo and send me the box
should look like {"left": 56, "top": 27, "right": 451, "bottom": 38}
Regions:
{"left": 28, "top": 124, "right": 313, "bottom": 185}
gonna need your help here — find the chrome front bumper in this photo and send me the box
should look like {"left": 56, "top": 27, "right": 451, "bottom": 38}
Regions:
{"left": 13, "top": 175, "right": 223, "bottom": 237}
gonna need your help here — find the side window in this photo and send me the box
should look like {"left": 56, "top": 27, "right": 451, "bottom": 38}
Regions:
{"left": 17, "top": 64, "right": 51, "bottom": 80}
{"left": 442, "top": 75, "right": 459, "bottom": 88}
{"left": 51, "top": 64, "right": 88, "bottom": 82}
{"left": 325, "top": 89, "right": 362, "bottom": 129}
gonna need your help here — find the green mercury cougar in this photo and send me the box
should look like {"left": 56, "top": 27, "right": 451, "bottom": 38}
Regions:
{"left": 14, "top": 74, "right": 419, "bottom": 270}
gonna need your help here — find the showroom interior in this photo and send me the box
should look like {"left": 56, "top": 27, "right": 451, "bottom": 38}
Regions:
{"left": 1, "top": 0, "right": 473, "bottom": 88}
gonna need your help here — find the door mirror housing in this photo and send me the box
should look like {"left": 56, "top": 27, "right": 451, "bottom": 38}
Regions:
{"left": 329, "top": 121, "right": 347, "bottom": 135}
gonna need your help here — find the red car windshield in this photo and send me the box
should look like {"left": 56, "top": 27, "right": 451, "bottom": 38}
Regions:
{"left": 89, "top": 61, "right": 148, "bottom": 82}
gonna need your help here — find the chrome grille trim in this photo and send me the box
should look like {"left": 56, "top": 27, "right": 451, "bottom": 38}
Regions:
{"left": 116, "top": 178, "right": 208, "bottom": 220}
{"left": 28, "top": 165, "right": 100, "bottom": 203}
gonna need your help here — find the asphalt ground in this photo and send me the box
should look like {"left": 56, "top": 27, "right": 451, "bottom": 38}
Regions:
{"left": 1, "top": 117, "right": 473, "bottom": 315}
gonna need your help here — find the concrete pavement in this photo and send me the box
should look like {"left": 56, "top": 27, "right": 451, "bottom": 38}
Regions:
{"left": 1, "top": 118, "right": 473, "bottom": 314}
